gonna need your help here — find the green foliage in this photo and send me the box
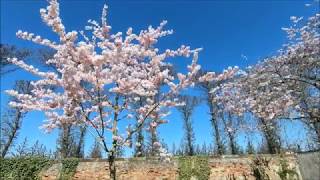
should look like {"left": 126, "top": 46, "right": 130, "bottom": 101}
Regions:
{"left": 59, "top": 158, "right": 79, "bottom": 180}
{"left": 277, "top": 158, "right": 299, "bottom": 180}
{"left": 0, "top": 156, "right": 52, "bottom": 180}
{"left": 178, "top": 156, "right": 210, "bottom": 180}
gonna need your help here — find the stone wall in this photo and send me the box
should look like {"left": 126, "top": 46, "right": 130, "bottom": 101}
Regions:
{"left": 296, "top": 151, "right": 320, "bottom": 180}
{"left": 41, "top": 154, "right": 303, "bottom": 180}
{"left": 208, "top": 155, "right": 302, "bottom": 180}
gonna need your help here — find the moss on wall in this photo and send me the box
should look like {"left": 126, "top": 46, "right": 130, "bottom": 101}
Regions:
{"left": 59, "top": 158, "right": 79, "bottom": 180}
{"left": 178, "top": 156, "right": 211, "bottom": 180}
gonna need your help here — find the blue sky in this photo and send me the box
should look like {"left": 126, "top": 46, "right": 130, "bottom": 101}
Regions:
{"left": 1, "top": 0, "right": 319, "bottom": 156}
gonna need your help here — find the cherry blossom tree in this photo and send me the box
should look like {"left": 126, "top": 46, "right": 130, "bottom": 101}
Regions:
{"left": 218, "top": 14, "right": 320, "bottom": 148}
{"left": 216, "top": 76, "right": 282, "bottom": 154}
{"left": 5, "top": 0, "right": 204, "bottom": 179}
{"left": 246, "top": 14, "right": 319, "bottom": 144}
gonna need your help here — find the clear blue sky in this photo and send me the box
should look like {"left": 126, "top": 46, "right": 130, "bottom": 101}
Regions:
{"left": 1, "top": 0, "right": 319, "bottom": 156}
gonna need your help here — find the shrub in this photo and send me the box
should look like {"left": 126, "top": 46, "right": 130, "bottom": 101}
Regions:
{"left": 59, "top": 158, "right": 79, "bottom": 180}
{"left": 277, "top": 158, "right": 299, "bottom": 180}
{"left": 0, "top": 156, "right": 51, "bottom": 180}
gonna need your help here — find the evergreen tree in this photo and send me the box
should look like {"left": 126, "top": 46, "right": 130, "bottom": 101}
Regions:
{"left": 176, "top": 95, "right": 199, "bottom": 156}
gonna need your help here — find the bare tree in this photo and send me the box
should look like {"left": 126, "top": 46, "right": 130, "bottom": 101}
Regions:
{"left": 176, "top": 95, "right": 199, "bottom": 156}
{"left": 221, "top": 111, "right": 241, "bottom": 155}
{"left": 37, "top": 48, "right": 57, "bottom": 71}
{"left": 29, "top": 140, "right": 48, "bottom": 157}
{"left": 1, "top": 80, "right": 32, "bottom": 157}
{"left": 56, "top": 124, "right": 74, "bottom": 158}
{"left": 176, "top": 139, "right": 186, "bottom": 156}
{"left": 0, "top": 44, "right": 31, "bottom": 74}
{"left": 246, "top": 140, "right": 255, "bottom": 154}
{"left": 259, "top": 118, "right": 281, "bottom": 154}
{"left": 90, "top": 139, "right": 102, "bottom": 158}
{"left": 115, "top": 145, "right": 124, "bottom": 158}
{"left": 294, "top": 83, "right": 320, "bottom": 145}
{"left": 55, "top": 123, "right": 87, "bottom": 158}
{"left": 73, "top": 125, "right": 86, "bottom": 158}
{"left": 12, "top": 137, "right": 29, "bottom": 157}
{"left": 12, "top": 137, "right": 51, "bottom": 158}
{"left": 197, "top": 71, "right": 225, "bottom": 155}
{"left": 200, "top": 142, "right": 209, "bottom": 155}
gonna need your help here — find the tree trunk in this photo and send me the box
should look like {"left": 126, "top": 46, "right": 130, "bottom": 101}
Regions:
{"left": 222, "top": 112, "right": 237, "bottom": 155}
{"left": 75, "top": 126, "right": 86, "bottom": 158}
{"left": 134, "top": 127, "right": 144, "bottom": 157}
{"left": 186, "top": 128, "right": 194, "bottom": 156}
{"left": 150, "top": 127, "right": 158, "bottom": 156}
{"left": 184, "top": 115, "right": 194, "bottom": 156}
{"left": 312, "top": 120, "right": 320, "bottom": 145}
{"left": 99, "top": 136, "right": 116, "bottom": 180}
{"left": 209, "top": 103, "right": 223, "bottom": 155}
{"left": 228, "top": 132, "right": 237, "bottom": 155}
{"left": 109, "top": 95, "right": 119, "bottom": 179}
{"left": 260, "top": 118, "right": 280, "bottom": 154}
{"left": 60, "top": 124, "right": 72, "bottom": 158}
{"left": 108, "top": 152, "right": 116, "bottom": 180}
{"left": 213, "top": 119, "right": 223, "bottom": 155}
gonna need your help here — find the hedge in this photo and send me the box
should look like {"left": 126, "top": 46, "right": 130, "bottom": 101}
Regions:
{"left": 0, "top": 157, "right": 52, "bottom": 180}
